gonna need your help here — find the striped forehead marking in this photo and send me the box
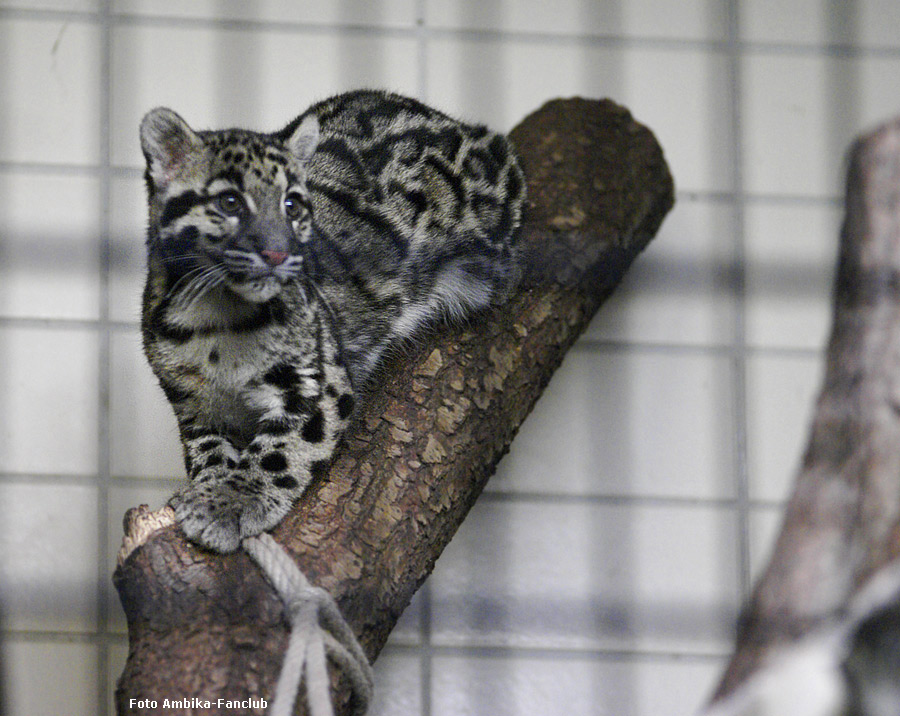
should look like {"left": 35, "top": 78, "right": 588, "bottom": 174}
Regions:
{"left": 206, "top": 133, "right": 302, "bottom": 190}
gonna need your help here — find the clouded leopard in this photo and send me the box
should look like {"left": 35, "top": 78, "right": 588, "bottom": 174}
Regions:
{"left": 140, "top": 89, "right": 525, "bottom": 552}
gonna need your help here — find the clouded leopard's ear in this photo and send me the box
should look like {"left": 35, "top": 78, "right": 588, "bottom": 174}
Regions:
{"left": 139, "top": 107, "right": 204, "bottom": 188}
{"left": 286, "top": 114, "right": 319, "bottom": 167}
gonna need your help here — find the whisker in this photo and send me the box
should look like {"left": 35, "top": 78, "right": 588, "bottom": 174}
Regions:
{"left": 172, "top": 265, "right": 227, "bottom": 308}
{"left": 165, "top": 264, "right": 209, "bottom": 299}
{"left": 162, "top": 252, "right": 206, "bottom": 264}
{"left": 308, "top": 278, "right": 338, "bottom": 314}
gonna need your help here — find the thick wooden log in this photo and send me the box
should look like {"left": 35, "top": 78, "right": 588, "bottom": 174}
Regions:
{"left": 113, "top": 97, "right": 675, "bottom": 716}
{"left": 712, "top": 117, "right": 900, "bottom": 703}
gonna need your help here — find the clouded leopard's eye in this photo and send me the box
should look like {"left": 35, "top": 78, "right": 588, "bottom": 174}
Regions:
{"left": 214, "top": 190, "right": 247, "bottom": 217}
{"left": 283, "top": 192, "right": 309, "bottom": 221}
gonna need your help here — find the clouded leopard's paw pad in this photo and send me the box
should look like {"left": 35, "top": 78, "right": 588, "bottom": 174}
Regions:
{"left": 169, "top": 480, "right": 292, "bottom": 553}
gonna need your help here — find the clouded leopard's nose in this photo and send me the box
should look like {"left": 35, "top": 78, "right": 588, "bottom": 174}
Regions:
{"left": 261, "top": 250, "right": 289, "bottom": 266}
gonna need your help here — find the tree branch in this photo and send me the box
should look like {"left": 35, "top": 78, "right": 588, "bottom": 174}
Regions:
{"left": 711, "top": 116, "right": 900, "bottom": 704}
{"left": 113, "top": 97, "right": 675, "bottom": 716}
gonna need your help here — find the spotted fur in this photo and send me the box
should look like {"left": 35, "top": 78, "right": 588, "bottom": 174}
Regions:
{"left": 139, "top": 90, "right": 525, "bottom": 552}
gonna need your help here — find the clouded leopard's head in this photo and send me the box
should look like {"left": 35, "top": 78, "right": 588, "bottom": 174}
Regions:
{"left": 140, "top": 108, "right": 319, "bottom": 304}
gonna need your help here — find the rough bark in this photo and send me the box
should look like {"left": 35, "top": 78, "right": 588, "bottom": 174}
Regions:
{"left": 113, "top": 97, "right": 675, "bottom": 716}
{"left": 712, "top": 117, "right": 900, "bottom": 702}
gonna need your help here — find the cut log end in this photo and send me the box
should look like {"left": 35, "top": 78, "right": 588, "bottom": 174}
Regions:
{"left": 117, "top": 505, "right": 175, "bottom": 567}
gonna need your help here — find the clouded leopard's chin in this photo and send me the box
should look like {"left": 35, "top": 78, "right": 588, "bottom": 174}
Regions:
{"left": 225, "top": 276, "right": 284, "bottom": 303}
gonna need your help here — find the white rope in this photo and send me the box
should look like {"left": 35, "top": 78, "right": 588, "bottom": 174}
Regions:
{"left": 242, "top": 533, "right": 374, "bottom": 716}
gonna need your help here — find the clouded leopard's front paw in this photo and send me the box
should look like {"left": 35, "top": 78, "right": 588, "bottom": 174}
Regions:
{"left": 169, "top": 478, "right": 293, "bottom": 553}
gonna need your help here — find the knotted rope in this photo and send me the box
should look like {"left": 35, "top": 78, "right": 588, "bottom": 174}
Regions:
{"left": 242, "top": 533, "right": 374, "bottom": 716}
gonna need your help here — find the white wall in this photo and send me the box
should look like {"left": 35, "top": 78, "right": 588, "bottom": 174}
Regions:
{"left": 3, "top": 1, "right": 898, "bottom": 714}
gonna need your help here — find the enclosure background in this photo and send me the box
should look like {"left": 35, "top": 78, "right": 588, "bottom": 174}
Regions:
{"left": 2, "top": 1, "right": 898, "bottom": 714}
